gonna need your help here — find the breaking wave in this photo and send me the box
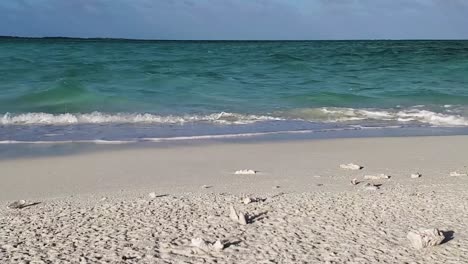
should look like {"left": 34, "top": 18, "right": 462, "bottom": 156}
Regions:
{"left": 0, "top": 112, "right": 283, "bottom": 125}
{"left": 1, "top": 107, "right": 468, "bottom": 127}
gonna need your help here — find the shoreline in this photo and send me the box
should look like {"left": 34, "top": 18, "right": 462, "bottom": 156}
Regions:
{"left": 1, "top": 135, "right": 468, "bottom": 200}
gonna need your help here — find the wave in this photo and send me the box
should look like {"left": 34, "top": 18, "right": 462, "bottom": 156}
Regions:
{"left": 0, "top": 112, "right": 283, "bottom": 125}
{"left": 284, "top": 107, "right": 468, "bottom": 126}
{"left": 1, "top": 107, "right": 468, "bottom": 127}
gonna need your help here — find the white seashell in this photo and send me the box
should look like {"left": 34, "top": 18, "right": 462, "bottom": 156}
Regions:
{"left": 212, "top": 240, "right": 224, "bottom": 251}
{"left": 235, "top": 169, "right": 257, "bottom": 175}
{"left": 364, "top": 174, "right": 390, "bottom": 180}
{"left": 148, "top": 192, "right": 157, "bottom": 199}
{"left": 191, "top": 238, "right": 210, "bottom": 251}
{"left": 229, "top": 205, "right": 248, "bottom": 225}
{"left": 273, "top": 185, "right": 280, "bottom": 189}
{"left": 411, "top": 173, "right": 422, "bottom": 179}
{"left": 351, "top": 178, "right": 359, "bottom": 185}
{"left": 238, "top": 212, "right": 247, "bottom": 225}
{"left": 243, "top": 197, "right": 253, "bottom": 204}
{"left": 7, "top": 200, "right": 27, "bottom": 209}
{"left": 407, "top": 229, "right": 445, "bottom": 249}
{"left": 229, "top": 205, "right": 239, "bottom": 222}
{"left": 340, "top": 163, "right": 363, "bottom": 170}
{"left": 364, "top": 183, "right": 379, "bottom": 191}
{"left": 191, "top": 238, "right": 225, "bottom": 252}
{"left": 449, "top": 171, "right": 467, "bottom": 177}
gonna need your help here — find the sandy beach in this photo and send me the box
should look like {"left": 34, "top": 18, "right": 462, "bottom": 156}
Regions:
{"left": 1, "top": 135, "right": 468, "bottom": 263}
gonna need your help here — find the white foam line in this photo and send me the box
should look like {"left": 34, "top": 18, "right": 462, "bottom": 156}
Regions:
{"left": 0, "top": 129, "right": 327, "bottom": 145}
{"left": 0, "top": 140, "right": 137, "bottom": 145}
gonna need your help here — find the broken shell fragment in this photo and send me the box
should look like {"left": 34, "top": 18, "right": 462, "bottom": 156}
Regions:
{"left": 235, "top": 169, "right": 257, "bottom": 175}
{"left": 7, "top": 200, "right": 27, "bottom": 209}
{"left": 449, "top": 171, "right": 467, "bottom": 177}
{"left": 340, "top": 163, "right": 363, "bottom": 170}
{"left": 364, "top": 174, "right": 390, "bottom": 180}
{"left": 407, "top": 228, "right": 445, "bottom": 249}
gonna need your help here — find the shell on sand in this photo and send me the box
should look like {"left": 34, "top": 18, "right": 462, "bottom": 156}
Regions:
{"left": 364, "top": 183, "right": 379, "bottom": 191}
{"left": 191, "top": 238, "right": 210, "bottom": 251}
{"left": 411, "top": 173, "right": 422, "bottom": 179}
{"left": 242, "top": 197, "right": 253, "bottom": 204}
{"left": 340, "top": 163, "right": 363, "bottom": 170}
{"left": 212, "top": 240, "right": 224, "bottom": 251}
{"left": 7, "top": 200, "right": 27, "bottom": 209}
{"left": 351, "top": 178, "right": 359, "bottom": 185}
{"left": 235, "top": 169, "right": 257, "bottom": 175}
{"left": 229, "top": 205, "right": 247, "bottom": 225}
{"left": 148, "top": 192, "right": 157, "bottom": 199}
{"left": 364, "top": 174, "right": 390, "bottom": 180}
{"left": 238, "top": 212, "right": 247, "bottom": 225}
{"left": 191, "top": 238, "right": 224, "bottom": 252}
{"left": 450, "top": 171, "right": 467, "bottom": 177}
{"left": 407, "top": 229, "right": 445, "bottom": 249}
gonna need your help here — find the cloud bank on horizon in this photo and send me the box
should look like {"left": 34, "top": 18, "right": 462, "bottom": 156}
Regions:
{"left": 1, "top": 0, "right": 467, "bottom": 40}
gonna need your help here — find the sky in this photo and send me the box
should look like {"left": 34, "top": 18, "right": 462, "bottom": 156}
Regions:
{"left": 1, "top": 0, "right": 468, "bottom": 40}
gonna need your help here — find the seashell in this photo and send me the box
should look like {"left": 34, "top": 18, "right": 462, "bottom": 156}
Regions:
{"left": 235, "top": 169, "right": 257, "bottom": 175}
{"left": 407, "top": 228, "right": 445, "bottom": 249}
{"left": 191, "top": 238, "right": 225, "bottom": 252}
{"left": 7, "top": 200, "right": 27, "bottom": 209}
{"left": 229, "top": 205, "right": 248, "bottom": 225}
{"left": 364, "top": 174, "right": 390, "bottom": 180}
{"left": 148, "top": 192, "right": 157, "bottom": 199}
{"left": 191, "top": 238, "right": 210, "bottom": 251}
{"left": 212, "top": 240, "right": 224, "bottom": 251}
{"left": 242, "top": 197, "right": 253, "bottom": 204}
{"left": 411, "top": 173, "right": 422, "bottom": 179}
{"left": 351, "top": 178, "right": 359, "bottom": 185}
{"left": 364, "top": 183, "right": 379, "bottom": 191}
{"left": 238, "top": 212, "right": 247, "bottom": 225}
{"left": 340, "top": 163, "right": 363, "bottom": 170}
{"left": 449, "top": 171, "right": 467, "bottom": 177}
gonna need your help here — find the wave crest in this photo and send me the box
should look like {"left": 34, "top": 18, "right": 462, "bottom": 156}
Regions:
{"left": 0, "top": 112, "right": 282, "bottom": 125}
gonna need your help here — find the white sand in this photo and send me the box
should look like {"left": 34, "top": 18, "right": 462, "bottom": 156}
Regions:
{"left": 1, "top": 135, "right": 468, "bottom": 263}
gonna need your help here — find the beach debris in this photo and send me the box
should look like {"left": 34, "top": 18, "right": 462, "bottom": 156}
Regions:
{"left": 364, "top": 183, "right": 379, "bottom": 191}
{"left": 242, "top": 197, "right": 253, "bottom": 204}
{"left": 411, "top": 173, "right": 422, "bottom": 179}
{"left": 273, "top": 185, "right": 280, "bottom": 189}
{"left": 229, "top": 205, "right": 248, "bottom": 225}
{"left": 340, "top": 163, "right": 363, "bottom": 170}
{"left": 7, "top": 200, "right": 27, "bottom": 209}
{"left": 235, "top": 169, "right": 257, "bottom": 175}
{"left": 351, "top": 178, "right": 359, "bottom": 185}
{"left": 407, "top": 229, "right": 445, "bottom": 249}
{"left": 148, "top": 192, "right": 157, "bottom": 199}
{"left": 201, "top": 185, "right": 212, "bottom": 189}
{"left": 191, "top": 238, "right": 225, "bottom": 252}
{"left": 449, "top": 171, "right": 467, "bottom": 177}
{"left": 364, "top": 174, "right": 391, "bottom": 180}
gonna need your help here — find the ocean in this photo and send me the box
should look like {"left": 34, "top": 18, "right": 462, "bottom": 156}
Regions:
{"left": 1, "top": 38, "right": 468, "bottom": 144}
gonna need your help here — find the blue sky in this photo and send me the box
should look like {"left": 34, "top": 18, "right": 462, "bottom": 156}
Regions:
{"left": 1, "top": 0, "right": 468, "bottom": 40}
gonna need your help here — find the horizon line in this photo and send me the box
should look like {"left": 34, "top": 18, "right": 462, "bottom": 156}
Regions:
{"left": 1, "top": 35, "right": 468, "bottom": 42}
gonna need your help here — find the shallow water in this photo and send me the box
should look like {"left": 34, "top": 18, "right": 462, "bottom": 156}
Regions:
{"left": 1, "top": 39, "right": 468, "bottom": 142}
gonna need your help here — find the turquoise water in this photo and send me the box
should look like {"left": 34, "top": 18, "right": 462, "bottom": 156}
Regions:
{"left": 1, "top": 39, "right": 468, "bottom": 142}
